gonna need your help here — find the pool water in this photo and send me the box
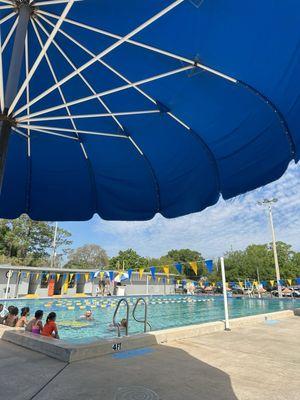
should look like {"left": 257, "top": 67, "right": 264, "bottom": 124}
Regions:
{"left": 3, "top": 295, "right": 299, "bottom": 343}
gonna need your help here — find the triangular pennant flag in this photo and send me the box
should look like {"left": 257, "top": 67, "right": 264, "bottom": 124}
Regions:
{"left": 205, "top": 259, "right": 213, "bottom": 273}
{"left": 90, "top": 272, "right": 94, "bottom": 280}
{"left": 26, "top": 272, "right": 30, "bottom": 278}
{"left": 189, "top": 261, "right": 198, "bottom": 275}
{"left": 69, "top": 273, "right": 74, "bottom": 281}
{"left": 85, "top": 273, "right": 89, "bottom": 282}
{"left": 175, "top": 263, "right": 182, "bottom": 274}
{"left": 109, "top": 271, "right": 114, "bottom": 282}
{"left": 56, "top": 274, "right": 60, "bottom": 282}
{"left": 167, "top": 278, "right": 170, "bottom": 284}
{"left": 287, "top": 279, "right": 292, "bottom": 286}
{"left": 76, "top": 273, "right": 81, "bottom": 281}
{"left": 238, "top": 281, "right": 243, "bottom": 288}
{"left": 128, "top": 269, "right": 133, "bottom": 280}
{"left": 99, "top": 271, "right": 104, "bottom": 280}
{"left": 150, "top": 266, "right": 156, "bottom": 281}
{"left": 35, "top": 273, "right": 40, "bottom": 281}
{"left": 270, "top": 280, "right": 274, "bottom": 286}
{"left": 163, "top": 266, "right": 170, "bottom": 277}
{"left": 46, "top": 274, "right": 49, "bottom": 280}
{"left": 139, "top": 268, "right": 144, "bottom": 280}
{"left": 211, "top": 282, "right": 216, "bottom": 287}
{"left": 157, "top": 277, "right": 161, "bottom": 284}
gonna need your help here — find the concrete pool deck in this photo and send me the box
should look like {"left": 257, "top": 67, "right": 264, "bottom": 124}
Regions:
{"left": 0, "top": 314, "right": 299, "bottom": 400}
{"left": 1, "top": 309, "right": 296, "bottom": 361}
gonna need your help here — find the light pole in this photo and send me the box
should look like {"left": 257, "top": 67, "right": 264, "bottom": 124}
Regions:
{"left": 51, "top": 222, "right": 58, "bottom": 269}
{"left": 257, "top": 198, "right": 282, "bottom": 298}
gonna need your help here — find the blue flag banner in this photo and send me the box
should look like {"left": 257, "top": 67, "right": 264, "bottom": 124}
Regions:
{"left": 109, "top": 271, "right": 114, "bottom": 282}
{"left": 21, "top": 272, "right": 27, "bottom": 279}
{"left": 278, "top": 279, "right": 285, "bottom": 285}
{"left": 174, "top": 263, "right": 182, "bottom": 274}
{"left": 296, "top": 278, "right": 300, "bottom": 285}
{"left": 230, "top": 281, "right": 236, "bottom": 287}
{"left": 90, "top": 272, "right": 94, "bottom": 280}
{"left": 261, "top": 281, "right": 267, "bottom": 287}
{"left": 245, "top": 281, "right": 251, "bottom": 288}
{"left": 150, "top": 266, "right": 156, "bottom": 281}
{"left": 205, "top": 260, "right": 213, "bottom": 273}
{"left": 162, "top": 277, "right": 166, "bottom": 284}
{"left": 128, "top": 269, "right": 133, "bottom": 280}
{"left": 76, "top": 273, "right": 81, "bottom": 281}
{"left": 172, "top": 278, "right": 177, "bottom": 285}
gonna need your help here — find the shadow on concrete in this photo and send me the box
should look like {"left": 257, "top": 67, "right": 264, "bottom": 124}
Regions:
{"left": 24, "top": 343, "right": 239, "bottom": 400}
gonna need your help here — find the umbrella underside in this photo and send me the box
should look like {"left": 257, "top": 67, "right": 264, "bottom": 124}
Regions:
{"left": 0, "top": 0, "right": 299, "bottom": 221}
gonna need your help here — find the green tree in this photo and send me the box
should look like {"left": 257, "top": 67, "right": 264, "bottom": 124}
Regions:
{"left": 165, "top": 249, "right": 205, "bottom": 278}
{"left": 0, "top": 215, "right": 72, "bottom": 267}
{"left": 65, "top": 244, "right": 109, "bottom": 269}
{"left": 109, "top": 249, "right": 148, "bottom": 270}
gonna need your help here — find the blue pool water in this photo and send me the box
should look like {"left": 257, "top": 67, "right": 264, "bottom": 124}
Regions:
{"left": 2, "top": 295, "right": 299, "bottom": 343}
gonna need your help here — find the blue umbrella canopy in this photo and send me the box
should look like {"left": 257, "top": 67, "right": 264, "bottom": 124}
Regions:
{"left": 0, "top": 0, "right": 299, "bottom": 221}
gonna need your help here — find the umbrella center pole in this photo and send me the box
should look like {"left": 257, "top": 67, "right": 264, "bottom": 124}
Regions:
{"left": 0, "top": 0, "right": 32, "bottom": 191}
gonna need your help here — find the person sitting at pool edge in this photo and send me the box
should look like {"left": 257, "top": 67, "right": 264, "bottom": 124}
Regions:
{"left": 41, "top": 312, "right": 59, "bottom": 339}
{"left": 79, "top": 310, "right": 94, "bottom": 321}
{"left": 3, "top": 306, "right": 19, "bottom": 327}
{"left": 16, "top": 307, "right": 30, "bottom": 328}
{"left": 0, "top": 303, "right": 9, "bottom": 324}
{"left": 26, "top": 310, "right": 44, "bottom": 334}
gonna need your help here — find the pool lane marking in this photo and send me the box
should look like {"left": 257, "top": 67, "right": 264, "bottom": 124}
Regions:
{"left": 112, "top": 347, "right": 155, "bottom": 360}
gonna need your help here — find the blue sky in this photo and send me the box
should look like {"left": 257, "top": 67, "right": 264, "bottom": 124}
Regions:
{"left": 60, "top": 162, "right": 300, "bottom": 260}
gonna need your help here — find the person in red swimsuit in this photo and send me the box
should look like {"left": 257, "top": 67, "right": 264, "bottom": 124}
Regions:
{"left": 41, "top": 312, "right": 59, "bottom": 339}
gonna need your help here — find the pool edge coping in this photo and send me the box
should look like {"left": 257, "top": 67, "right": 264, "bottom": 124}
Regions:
{"left": 2, "top": 309, "right": 299, "bottom": 362}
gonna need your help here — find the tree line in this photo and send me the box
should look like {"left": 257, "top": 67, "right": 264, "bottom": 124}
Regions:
{"left": 0, "top": 216, "right": 299, "bottom": 280}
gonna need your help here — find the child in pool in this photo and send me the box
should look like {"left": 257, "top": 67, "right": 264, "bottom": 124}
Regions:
{"left": 16, "top": 307, "right": 30, "bottom": 328}
{"left": 41, "top": 312, "right": 59, "bottom": 339}
{"left": 108, "top": 318, "right": 127, "bottom": 331}
{"left": 26, "top": 310, "right": 43, "bottom": 334}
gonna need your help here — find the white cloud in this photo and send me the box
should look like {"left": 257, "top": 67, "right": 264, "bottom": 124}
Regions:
{"left": 91, "top": 162, "right": 300, "bottom": 258}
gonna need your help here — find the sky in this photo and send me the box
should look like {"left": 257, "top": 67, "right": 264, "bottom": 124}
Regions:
{"left": 60, "top": 162, "right": 300, "bottom": 260}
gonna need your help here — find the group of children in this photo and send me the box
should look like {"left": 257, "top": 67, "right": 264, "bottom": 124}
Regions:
{"left": 0, "top": 303, "right": 128, "bottom": 339}
{"left": 0, "top": 304, "right": 59, "bottom": 339}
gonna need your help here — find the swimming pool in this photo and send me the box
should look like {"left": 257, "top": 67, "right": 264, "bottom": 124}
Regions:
{"left": 2, "top": 295, "right": 299, "bottom": 343}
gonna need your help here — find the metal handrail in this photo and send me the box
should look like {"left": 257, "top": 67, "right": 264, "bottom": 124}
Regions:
{"left": 113, "top": 298, "right": 129, "bottom": 337}
{"left": 132, "top": 297, "right": 151, "bottom": 333}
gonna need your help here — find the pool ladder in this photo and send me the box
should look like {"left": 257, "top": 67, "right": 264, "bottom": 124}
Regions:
{"left": 113, "top": 297, "right": 151, "bottom": 337}
{"left": 132, "top": 297, "right": 152, "bottom": 333}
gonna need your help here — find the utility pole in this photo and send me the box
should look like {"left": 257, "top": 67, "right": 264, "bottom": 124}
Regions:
{"left": 257, "top": 198, "right": 282, "bottom": 298}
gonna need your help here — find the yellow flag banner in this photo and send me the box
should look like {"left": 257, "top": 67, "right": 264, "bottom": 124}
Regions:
{"left": 167, "top": 278, "right": 170, "bottom": 285}
{"left": 56, "top": 274, "right": 60, "bottom": 282}
{"left": 85, "top": 273, "right": 89, "bottom": 282}
{"left": 139, "top": 268, "right": 144, "bottom": 279}
{"left": 69, "top": 273, "right": 74, "bottom": 281}
{"left": 189, "top": 262, "right": 198, "bottom": 275}
{"left": 211, "top": 282, "right": 216, "bottom": 287}
{"left": 287, "top": 279, "right": 292, "bottom": 286}
{"left": 46, "top": 274, "right": 49, "bottom": 280}
{"left": 35, "top": 273, "right": 40, "bottom": 281}
{"left": 238, "top": 281, "right": 243, "bottom": 287}
{"left": 270, "top": 280, "right": 274, "bottom": 286}
{"left": 163, "top": 266, "right": 170, "bottom": 277}
{"left": 157, "top": 277, "right": 161, "bottom": 284}
{"left": 177, "top": 280, "right": 180, "bottom": 285}
{"left": 17, "top": 272, "right": 21, "bottom": 278}
{"left": 253, "top": 281, "right": 258, "bottom": 287}
{"left": 100, "top": 271, "right": 104, "bottom": 280}
{"left": 26, "top": 272, "right": 30, "bottom": 278}
{"left": 225, "top": 282, "right": 229, "bottom": 288}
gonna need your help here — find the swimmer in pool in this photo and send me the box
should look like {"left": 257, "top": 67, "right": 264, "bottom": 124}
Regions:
{"left": 79, "top": 310, "right": 94, "bottom": 321}
{"left": 108, "top": 318, "right": 127, "bottom": 331}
